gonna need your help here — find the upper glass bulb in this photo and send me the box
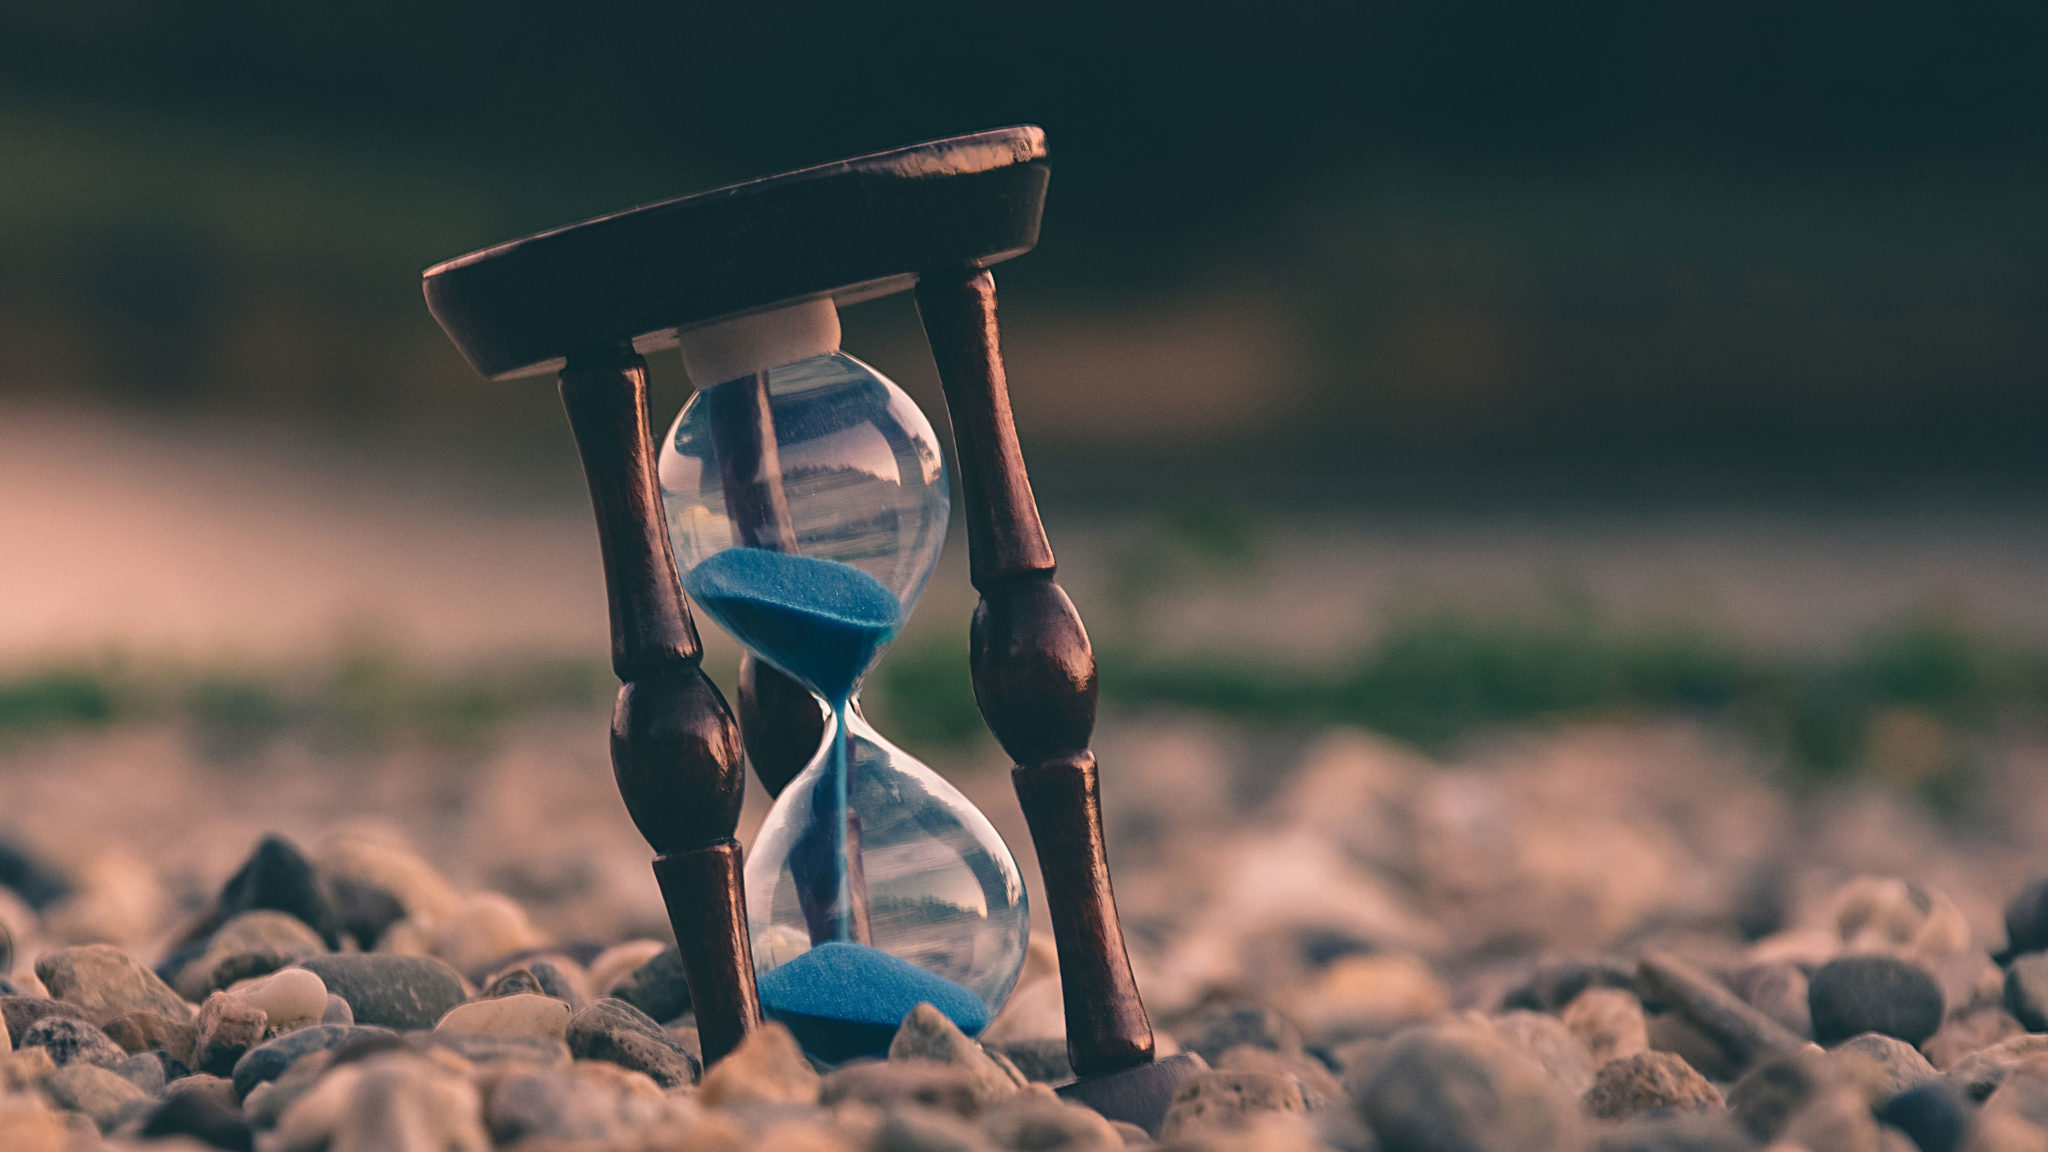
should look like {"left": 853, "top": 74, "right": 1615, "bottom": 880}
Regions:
{"left": 657, "top": 300, "right": 949, "bottom": 701}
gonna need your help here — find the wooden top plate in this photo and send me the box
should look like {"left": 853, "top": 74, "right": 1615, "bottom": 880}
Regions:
{"left": 423, "top": 126, "right": 1049, "bottom": 380}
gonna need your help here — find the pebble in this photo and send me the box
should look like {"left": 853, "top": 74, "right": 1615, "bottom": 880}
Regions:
{"left": 1159, "top": 1068, "right": 1307, "bottom": 1140}
{"left": 321, "top": 993, "right": 354, "bottom": 1025}
{"left": 587, "top": 939, "right": 669, "bottom": 999}
{"left": 0, "top": 837, "right": 70, "bottom": 911}
{"left": 42, "top": 1061, "right": 146, "bottom": 1130}
{"left": 1562, "top": 987, "right": 1649, "bottom": 1066}
{"left": 1293, "top": 951, "right": 1450, "bottom": 1036}
{"left": 871, "top": 1106, "right": 997, "bottom": 1152}
{"left": 270, "top": 1053, "right": 490, "bottom": 1152}
{"left": 230, "top": 1023, "right": 392, "bottom": 1099}
{"left": 1972, "top": 1058, "right": 2048, "bottom": 1152}
{"left": 325, "top": 873, "right": 409, "bottom": 951}
{"left": 1945, "top": 1034, "right": 2048, "bottom": 1100}
{"left": 1177, "top": 1001, "right": 1306, "bottom": 1065}
{"left": 891, "top": 1003, "right": 1025, "bottom": 1105}
{"left": 989, "top": 1037, "right": 1073, "bottom": 1084}
{"left": 226, "top": 966, "right": 328, "bottom": 1030}
{"left": 1502, "top": 959, "right": 1636, "bottom": 1013}
{"left": 434, "top": 992, "right": 570, "bottom": 1042}
{"left": 823, "top": 1059, "right": 989, "bottom": 1116}
{"left": 612, "top": 945, "right": 693, "bottom": 1023}
{"left": 1594, "top": 1113, "right": 1754, "bottom": 1152}
{"left": 983, "top": 1084, "right": 1125, "bottom": 1152}
{"left": 1490, "top": 1011, "right": 1596, "bottom": 1097}
{"left": 564, "top": 997, "right": 700, "bottom": 1088}
{"left": 1829, "top": 877, "right": 1972, "bottom": 957}
{"left": 0, "top": 1005, "right": 7, "bottom": 1053}
{"left": 112, "top": 1048, "right": 166, "bottom": 1093}
{"left": 1877, "top": 1082, "right": 1970, "bottom": 1152}
{"left": 173, "top": 909, "right": 327, "bottom": 1000}
{"left": 1925, "top": 1006, "right": 2024, "bottom": 1070}
{"left": 17, "top": 1015, "right": 126, "bottom": 1068}
{"left": 34, "top": 943, "right": 190, "bottom": 1025}
{"left": 1, "top": 1038, "right": 56, "bottom": 1084}
{"left": 102, "top": 1009, "right": 197, "bottom": 1066}
{"left": 1829, "top": 1032, "right": 1938, "bottom": 1106}
{"left": 314, "top": 829, "right": 464, "bottom": 923}
{"left": 2007, "top": 954, "right": 2048, "bottom": 1032}
{"left": 214, "top": 834, "right": 339, "bottom": 947}
{"left": 481, "top": 966, "right": 544, "bottom": 999}
{"left": 1730, "top": 962, "right": 1814, "bottom": 1040}
{"left": 1216, "top": 1043, "right": 1347, "bottom": 1109}
{"left": 1352, "top": 1022, "right": 1583, "bottom": 1152}
{"left": 1582, "top": 1051, "right": 1724, "bottom": 1120}
{"left": 484, "top": 1065, "right": 659, "bottom": 1145}
{"left": 431, "top": 891, "right": 549, "bottom": 978}
{"left": 1726, "top": 1047, "right": 1876, "bottom": 1152}
{"left": 138, "top": 1091, "right": 257, "bottom": 1151}
{"left": 295, "top": 952, "right": 466, "bottom": 1031}
{"left": 0, "top": 995, "right": 87, "bottom": 1039}
{"left": 194, "top": 990, "right": 269, "bottom": 1077}
{"left": 428, "top": 1031, "right": 570, "bottom": 1070}
{"left": 1809, "top": 955, "right": 1945, "bottom": 1046}
{"left": 699, "top": 1021, "right": 820, "bottom": 1107}
{"left": 2008, "top": 879, "right": 2048, "bottom": 958}
{"left": 524, "top": 957, "right": 590, "bottom": 1007}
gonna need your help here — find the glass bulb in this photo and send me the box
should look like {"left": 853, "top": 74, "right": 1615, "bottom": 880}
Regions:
{"left": 746, "top": 707, "right": 1029, "bottom": 1062}
{"left": 659, "top": 349, "right": 949, "bottom": 674}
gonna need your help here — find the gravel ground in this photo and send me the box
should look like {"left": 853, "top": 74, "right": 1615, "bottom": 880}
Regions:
{"left": 4, "top": 710, "right": 2048, "bottom": 1150}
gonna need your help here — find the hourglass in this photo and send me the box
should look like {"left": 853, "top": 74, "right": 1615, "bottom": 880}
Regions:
{"left": 656, "top": 303, "right": 1029, "bottom": 1060}
{"left": 422, "top": 127, "right": 1202, "bottom": 1130}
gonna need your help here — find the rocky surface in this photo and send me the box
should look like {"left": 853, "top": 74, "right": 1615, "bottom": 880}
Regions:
{"left": 5, "top": 717, "right": 2048, "bottom": 1148}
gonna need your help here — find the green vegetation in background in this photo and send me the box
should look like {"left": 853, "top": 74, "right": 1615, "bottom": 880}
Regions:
{"left": 2, "top": 616, "right": 2040, "bottom": 807}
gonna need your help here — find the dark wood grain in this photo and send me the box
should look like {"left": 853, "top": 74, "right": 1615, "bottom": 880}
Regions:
{"left": 558, "top": 347, "right": 759, "bottom": 1063}
{"left": 915, "top": 267, "right": 1155, "bottom": 1079}
{"left": 652, "top": 842, "right": 758, "bottom": 1065}
{"left": 424, "top": 127, "right": 1048, "bottom": 381}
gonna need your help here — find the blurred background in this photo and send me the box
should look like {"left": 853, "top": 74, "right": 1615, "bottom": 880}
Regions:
{"left": 4, "top": 0, "right": 2048, "bottom": 977}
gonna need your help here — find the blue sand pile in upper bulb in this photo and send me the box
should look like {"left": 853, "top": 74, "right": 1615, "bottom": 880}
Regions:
{"left": 759, "top": 941, "right": 990, "bottom": 1062}
{"left": 682, "top": 549, "right": 901, "bottom": 707}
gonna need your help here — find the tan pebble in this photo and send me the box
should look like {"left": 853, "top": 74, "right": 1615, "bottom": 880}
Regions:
{"left": 0, "top": 1092, "right": 70, "bottom": 1152}
{"left": 434, "top": 993, "right": 570, "bottom": 1043}
{"left": 699, "top": 1022, "right": 820, "bottom": 1108}
{"left": 1562, "top": 987, "right": 1649, "bottom": 1065}
{"left": 431, "top": 893, "right": 547, "bottom": 977}
{"left": 1, "top": 1045, "right": 57, "bottom": 1091}
{"left": 587, "top": 940, "right": 668, "bottom": 999}
{"left": 314, "top": 827, "right": 464, "bottom": 924}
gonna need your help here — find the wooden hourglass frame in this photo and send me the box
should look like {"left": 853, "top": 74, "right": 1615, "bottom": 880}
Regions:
{"left": 422, "top": 127, "right": 1201, "bottom": 1130}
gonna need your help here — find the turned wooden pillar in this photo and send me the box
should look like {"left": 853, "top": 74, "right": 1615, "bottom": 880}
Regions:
{"left": 557, "top": 347, "right": 760, "bottom": 1063}
{"left": 915, "top": 267, "right": 1156, "bottom": 1077}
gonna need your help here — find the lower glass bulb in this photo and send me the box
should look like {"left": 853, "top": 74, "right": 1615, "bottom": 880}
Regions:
{"left": 745, "top": 707, "right": 1030, "bottom": 1062}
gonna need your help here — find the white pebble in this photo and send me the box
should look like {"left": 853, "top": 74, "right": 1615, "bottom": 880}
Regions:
{"left": 228, "top": 968, "right": 329, "bottom": 1030}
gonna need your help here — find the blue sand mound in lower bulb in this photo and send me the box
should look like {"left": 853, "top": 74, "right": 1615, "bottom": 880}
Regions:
{"left": 682, "top": 549, "right": 901, "bottom": 706}
{"left": 758, "top": 941, "right": 991, "bottom": 1063}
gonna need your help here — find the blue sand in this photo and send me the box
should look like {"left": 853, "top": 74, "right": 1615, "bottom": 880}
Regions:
{"left": 685, "top": 548, "right": 900, "bottom": 944}
{"left": 759, "top": 941, "right": 990, "bottom": 1062}
{"left": 682, "top": 549, "right": 900, "bottom": 707}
